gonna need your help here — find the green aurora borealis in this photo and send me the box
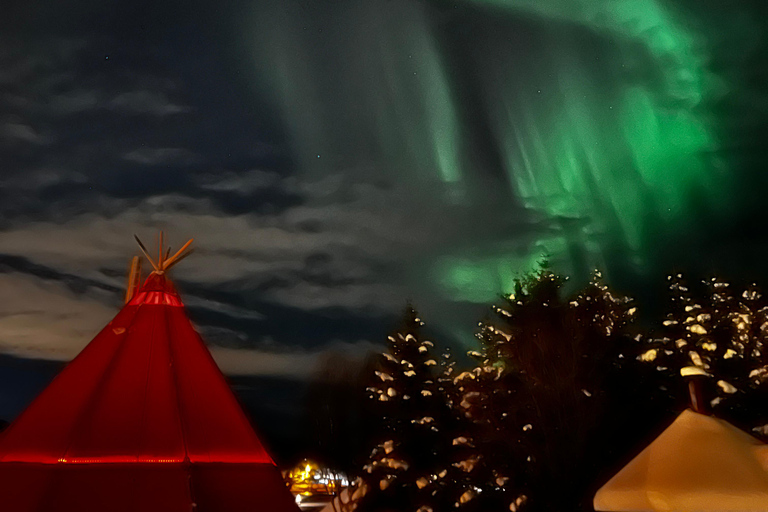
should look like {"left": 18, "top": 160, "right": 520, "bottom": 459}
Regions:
{"left": 241, "top": 0, "right": 766, "bottom": 312}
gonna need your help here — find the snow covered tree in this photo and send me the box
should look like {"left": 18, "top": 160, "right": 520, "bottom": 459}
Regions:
{"left": 456, "top": 267, "right": 637, "bottom": 511}
{"left": 639, "top": 274, "right": 768, "bottom": 436}
{"left": 356, "top": 306, "right": 454, "bottom": 512}
{"left": 441, "top": 346, "right": 529, "bottom": 512}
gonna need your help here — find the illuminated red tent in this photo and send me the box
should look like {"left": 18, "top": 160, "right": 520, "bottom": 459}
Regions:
{"left": 0, "top": 238, "right": 300, "bottom": 512}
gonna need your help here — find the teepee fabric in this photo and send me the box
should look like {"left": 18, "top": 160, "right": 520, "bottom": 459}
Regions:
{"left": 0, "top": 272, "right": 299, "bottom": 512}
{"left": 594, "top": 409, "right": 768, "bottom": 511}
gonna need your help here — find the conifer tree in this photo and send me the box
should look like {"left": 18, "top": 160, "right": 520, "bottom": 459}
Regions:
{"left": 442, "top": 344, "right": 529, "bottom": 512}
{"left": 456, "top": 267, "right": 636, "bottom": 511}
{"left": 357, "top": 306, "right": 453, "bottom": 512}
{"left": 640, "top": 274, "right": 768, "bottom": 436}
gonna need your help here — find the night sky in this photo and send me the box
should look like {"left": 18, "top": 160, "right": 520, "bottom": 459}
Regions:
{"left": 1, "top": 0, "right": 767, "bottom": 427}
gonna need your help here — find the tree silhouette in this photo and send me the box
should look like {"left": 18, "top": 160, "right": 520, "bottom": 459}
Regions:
{"left": 458, "top": 268, "right": 637, "bottom": 511}
{"left": 638, "top": 274, "right": 768, "bottom": 437}
{"left": 356, "top": 306, "right": 454, "bottom": 512}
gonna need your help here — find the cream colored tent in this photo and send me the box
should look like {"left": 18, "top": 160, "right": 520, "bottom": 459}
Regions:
{"left": 594, "top": 409, "right": 768, "bottom": 512}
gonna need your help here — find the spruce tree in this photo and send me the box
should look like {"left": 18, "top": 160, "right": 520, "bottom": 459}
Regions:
{"left": 640, "top": 274, "right": 768, "bottom": 436}
{"left": 357, "top": 306, "right": 452, "bottom": 512}
{"left": 457, "top": 267, "right": 636, "bottom": 511}
{"left": 442, "top": 343, "right": 529, "bottom": 512}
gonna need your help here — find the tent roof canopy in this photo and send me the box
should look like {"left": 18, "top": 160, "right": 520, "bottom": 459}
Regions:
{"left": 594, "top": 409, "right": 768, "bottom": 512}
{"left": 0, "top": 234, "right": 269, "bottom": 464}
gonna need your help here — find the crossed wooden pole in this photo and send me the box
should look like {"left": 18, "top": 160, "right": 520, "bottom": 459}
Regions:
{"left": 125, "top": 232, "right": 194, "bottom": 303}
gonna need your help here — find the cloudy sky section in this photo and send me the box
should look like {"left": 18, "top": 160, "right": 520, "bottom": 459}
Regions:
{"left": 0, "top": 0, "right": 391, "bottom": 374}
{"left": 0, "top": 0, "right": 495, "bottom": 377}
{"left": 1, "top": 0, "right": 767, "bottom": 383}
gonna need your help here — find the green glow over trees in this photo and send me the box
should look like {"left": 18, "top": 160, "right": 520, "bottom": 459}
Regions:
{"left": 244, "top": 0, "right": 746, "bottom": 308}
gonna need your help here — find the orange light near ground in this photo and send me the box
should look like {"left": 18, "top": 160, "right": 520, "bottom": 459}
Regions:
{"left": 287, "top": 459, "right": 347, "bottom": 498}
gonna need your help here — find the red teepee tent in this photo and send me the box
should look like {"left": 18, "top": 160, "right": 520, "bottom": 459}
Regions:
{"left": 0, "top": 239, "right": 300, "bottom": 512}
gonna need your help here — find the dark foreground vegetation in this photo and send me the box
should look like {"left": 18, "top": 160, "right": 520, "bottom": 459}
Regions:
{"left": 305, "top": 267, "right": 768, "bottom": 512}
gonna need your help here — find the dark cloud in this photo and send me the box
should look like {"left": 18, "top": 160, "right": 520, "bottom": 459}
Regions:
{"left": 0, "top": 254, "right": 120, "bottom": 296}
{"left": 0, "top": 120, "right": 53, "bottom": 146}
{"left": 109, "top": 90, "right": 193, "bottom": 116}
{"left": 122, "top": 147, "right": 202, "bottom": 166}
